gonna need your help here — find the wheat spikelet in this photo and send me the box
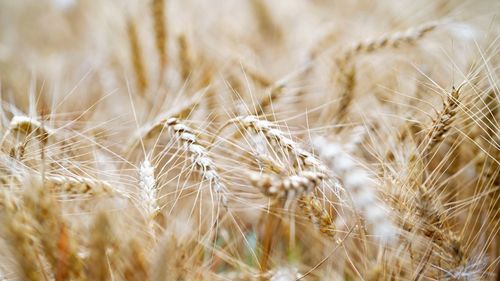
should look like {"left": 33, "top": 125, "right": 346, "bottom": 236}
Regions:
{"left": 127, "top": 19, "right": 148, "bottom": 94}
{"left": 130, "top": 116, "right": 229, "bottom": 206}
{"left": 151, "top": 0, "right": 167, "bottom": 74}
{"left": 399, "top": 154, "right": 475, "bottom": 278}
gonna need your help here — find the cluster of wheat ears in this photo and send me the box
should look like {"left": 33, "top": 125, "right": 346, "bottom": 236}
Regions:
{"left": 0, "top": 0, "right": 498, "bottom": 280}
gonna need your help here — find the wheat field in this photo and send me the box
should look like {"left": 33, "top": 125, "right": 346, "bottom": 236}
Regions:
{"left": 0, "top": 0, "right": 498, "bottom": 280}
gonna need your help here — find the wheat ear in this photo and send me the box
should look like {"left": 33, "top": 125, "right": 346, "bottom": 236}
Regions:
{"left": 249, "top": 0, "right": 282, "bottom": 41}
{"left": 86, "top": 212, "right": 113, "bottom": 281}
{"left": 249, "top": 170, "right": 326, "bottom": 200}
{"left": 44, "top": 174, "right": 126, "bottom": 197}
{"left": 298, "top": 193, "right": 336, "bottom": 238}
{"left": 332, "top": 22, "right": 438, "bottom": 124}
{"left": 313, "top": 136, "right": 397, "bottom": 241}
{"left": 138, "top": 158, "right": 159, "bottom": 235}
{"left": 24, "top": 177, "right": 84, "bottom": 280}
{"left": 334, "top": 64, "right": 356, "bottom": 125}
{"left": 127, "top": 19, "right": 148, "bottom": 94}
{"left": 1, "top": 115, "right": 54, "bottom": 146}
{"left": 126, "top": 89, "right": 204, "bottom": 150}
{"left": 215, "top": 115, "right": 329, "bottom": 173}
{"left": 165, "top": 118, "right": 228, "bottom": 206}
{"left": 151, "top": 0, "right": 168, "bottom": 74}
{"left": 123, "top": 239, "right": 149, "bottom": 281}
{"left": 177, "top": 34, "right": 192, "bottom": 82}
{"left": 423, "top": 85, "right": 461, "bottom": 156}
{"left": 1, "top": 193, "right": 43, "bottom": 281}
{"left": 338, "top": 21, "right": 439, "bottom": 65}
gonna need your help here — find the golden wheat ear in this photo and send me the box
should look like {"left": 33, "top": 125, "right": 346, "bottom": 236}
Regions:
{"left": 137, "top": 158, "right": 160, "bottom": 238}
{"left": 213, "top": 115, "right": 330, "bottom": 173}
{"left": 86, "top": 211, "right": 114, "bottom": 280}
{"left": 151, "top": 0, "right": 168, "bottom": 77}
{"left": 0, "top": 189, "right": 44, "bottom": 281}
{"left": 298, "top": 193, "right": 336, "bottom": 239}
{"left": 1, "top": 115, "right": 55, "bottom": 148}
{"left": 23, "top": 177, "right": 85, "bottom": 281}
{"left": 127, "top": 19, "right": 148, "bottom": 96}
{"left": 423, "top": 85, "right": 462, "bottom": 157}
{"left": 121, "top": 239, "right": 149, "bottom": 281}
